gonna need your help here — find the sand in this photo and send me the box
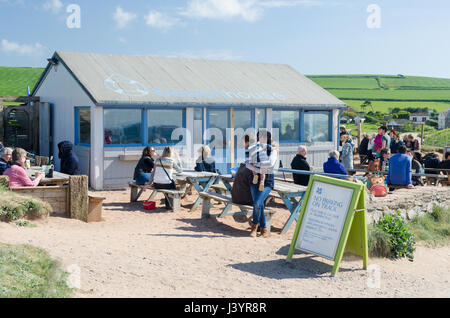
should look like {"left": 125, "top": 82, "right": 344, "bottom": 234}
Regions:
{"left": 0, "top": 189, "right": 449, "bottom": 298}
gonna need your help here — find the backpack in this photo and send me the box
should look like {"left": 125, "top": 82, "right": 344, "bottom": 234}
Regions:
{"left": 367, "top": 173, "right": 388, "bottom": 197}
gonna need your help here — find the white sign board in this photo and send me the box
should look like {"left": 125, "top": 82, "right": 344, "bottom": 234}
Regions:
{"left": 295, "top": 181, "right": 355, "bottom": 260}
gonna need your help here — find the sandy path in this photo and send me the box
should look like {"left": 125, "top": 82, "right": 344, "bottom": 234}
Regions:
{"left": 0, "top": 189, "right": 449, "bottom": 298}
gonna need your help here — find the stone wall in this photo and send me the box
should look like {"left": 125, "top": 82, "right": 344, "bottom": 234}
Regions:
{"left": 366, "top": 187, "right": 450, "bottom": 225}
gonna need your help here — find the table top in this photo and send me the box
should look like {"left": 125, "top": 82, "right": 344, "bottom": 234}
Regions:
{"left": 347, "top": 169, "right": 448, "bottom": 179}
{"left": 219, "top": 174, "right": 307, "bottom": 194}
{"left": 27, "top": 167, "right": 70, "bottom": 185}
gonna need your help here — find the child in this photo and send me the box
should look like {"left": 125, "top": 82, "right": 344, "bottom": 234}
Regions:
{"left": 246, "top": 131, "right": 273, "bottom": 192}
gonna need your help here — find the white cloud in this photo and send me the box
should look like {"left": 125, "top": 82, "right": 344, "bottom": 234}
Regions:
{"left": 259, "top": 0, "right": 323, "bottom": 8}
{"left": 113, "top": 6, "right": 137, "bottom": 29}
{"left": 180, "top": 0, "right": 263, "bottom": 22}
{"left": 1, "top": 39, "right": 47, "bottom": 57}
{"left": 43, "top": 0, "right": 63, "bottom": 14}
{"left": 145, "top": 10, "right": 179, "bottom": 29}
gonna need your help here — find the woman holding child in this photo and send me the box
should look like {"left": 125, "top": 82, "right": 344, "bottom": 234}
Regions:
{"left": 246, "top": 130, "right": 278, "bottom": 238}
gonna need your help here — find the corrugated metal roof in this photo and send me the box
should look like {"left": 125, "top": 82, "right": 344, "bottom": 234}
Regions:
{"left": 53, "top": 51, "right": 346, "bottom": 108}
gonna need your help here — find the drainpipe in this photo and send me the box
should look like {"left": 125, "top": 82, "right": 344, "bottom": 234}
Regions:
{"left": 337, "top": 107, "right": 345, "bottom": 151}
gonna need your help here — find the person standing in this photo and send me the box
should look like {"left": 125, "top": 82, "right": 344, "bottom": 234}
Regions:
{"left": 246, "top": 130, "right": 278, "bottom": 238}
{"left": 340, "top": 135, "right": 354, "bottom": 171}
{"left": 0, "top": 147, "right": 13, "bottom": 175}
{"left": 58, "top": 141, "right": 80, "bottom": 175}
{"left": 389, "top": 130, "right": 405, "bottom": 154}
{"left": 290, "top": 145, "right": 310, "bottom": 186}
{"left": 134, "top": 146, "right": 156, "bottom": 185}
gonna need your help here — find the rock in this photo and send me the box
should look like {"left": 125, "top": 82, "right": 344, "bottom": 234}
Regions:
{"left": 407, "top": 209, "right": 417, "bottom": 220}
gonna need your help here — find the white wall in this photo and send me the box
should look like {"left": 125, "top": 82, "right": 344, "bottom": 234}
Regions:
{"left": 34, "top": 63, "right": 97, "bottom": 176}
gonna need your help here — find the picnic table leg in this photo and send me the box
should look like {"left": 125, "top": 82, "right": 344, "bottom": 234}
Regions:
{"left": 131, "top": 187, "right": 144, "bottom": 202}
{"left": 218, "top": 203, "right": 233, "bottom": 218}
{"left": 280, "top": 194, "right": 304, "bottom": 235}
{"left": 172, "top": 194, "right": 181, "bottom": 213}
{"left": 190, "top": 176, "right": 217, "bottom": 211}
{"left": 201, "top": 197, "right": 212, "bottom": 218}
{"left": 266, "top": 212, "right": 273, "bottom": 234}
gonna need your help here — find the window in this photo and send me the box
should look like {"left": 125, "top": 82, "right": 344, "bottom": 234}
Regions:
{"left": 304, "top": 111, "right": 331, "bottom": 142}
{"left": 256, "top": 109, "right": 266, "bottom": 130}
{"left": 272, "top": 110, "right": 300, "bottom": 142}
{"left": 104, "top": 109, "right": 142, "bottom": 145}
{"left": 148, "top": 109, "right": 185, "bottom": 145}
{"left": 75, "top": 108, "right": 91, "bottom": 145}
{"left": 193, "top": 108, "right": 204, "bottom": 144}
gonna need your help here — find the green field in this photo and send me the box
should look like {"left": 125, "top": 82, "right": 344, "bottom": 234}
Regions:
{"left": 0, "top": 66, "right": 44, "bottom": 97}
{"left": 307, "top": 74, "right": 450, "bottom": 113}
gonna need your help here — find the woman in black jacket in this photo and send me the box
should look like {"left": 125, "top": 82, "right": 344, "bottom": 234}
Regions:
{"left": 134, "top": 147, "right": 156, "bottom": 185}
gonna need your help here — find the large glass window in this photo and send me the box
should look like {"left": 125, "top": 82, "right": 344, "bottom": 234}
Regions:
{"left": 104, "top": 109, "right": 142, "bottom": 145}
{"left": 304, "top": 111, "right": 331, "bottom": 142}
{"left": 272, "top": 110, "right": 300, "bottom": 142}
{"left": 256, "top": 109, "right": 266, "bottom": 130}
{"left": 193, "top": 108, "right": 204, "bottom": 144}
{"left": 76, "top": 108, "right": 91, "bottom": 145}
{"left": 148, "top": 109, "right": 185, "bottom": 145}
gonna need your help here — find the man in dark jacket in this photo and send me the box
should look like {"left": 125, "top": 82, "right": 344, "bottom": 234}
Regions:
{"left": 58, "top": 141, "right": 80, "bottom": 175}
{"left": 291, "top": 146, "right": 310, "bottom": 186}
{"left": 0, "top": 146, "right": 13, "bottom": 175}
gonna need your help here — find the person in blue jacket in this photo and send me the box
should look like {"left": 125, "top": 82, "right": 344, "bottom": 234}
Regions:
{"left": 323, "top": 150, "right": 348, "bottom": 175}
{"left": 58, "top": 141, "right": 80, "bottom": 175}
{"left": 386, "top": 145, "right": 413, "bottom": 188}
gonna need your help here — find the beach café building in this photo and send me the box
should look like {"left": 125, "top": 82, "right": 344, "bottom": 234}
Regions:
{"left": 32, "top": 51, "right": 346, "bottom": 190}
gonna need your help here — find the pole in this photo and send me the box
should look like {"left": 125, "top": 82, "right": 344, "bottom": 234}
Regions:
{"left": 421, "top": 123, "right": 425, "bottom": 147}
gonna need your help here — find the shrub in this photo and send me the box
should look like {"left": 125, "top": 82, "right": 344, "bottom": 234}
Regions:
{"left": 368, "top": 227, "right": 393, "bottom": 258}
{"left": 0, "top": 189, "right": 51, "bottom": 222}
{"left": 375, "top": 211, "right": 416, "bottom": 261}
{"left": 409, "top": 206, "right": 450, "bottom": 247}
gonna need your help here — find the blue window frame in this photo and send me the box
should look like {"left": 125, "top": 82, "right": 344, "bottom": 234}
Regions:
{"left": 75, "top": 107, "right": 91, "bottom": 146}
{"left": 193, "top": 108, "right": 204, "bottom": 144}
{"left": 104, "top": 109, "right": 143, "bottom": 147}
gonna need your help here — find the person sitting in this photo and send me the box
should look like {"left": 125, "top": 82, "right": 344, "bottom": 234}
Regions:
{"left": 424, "top": 153, "right": 441, "bottom": 174}
{"left": 3, "top": 148, "right": 45, "bottom": 188}
{"left": 389, "top": 130, "right": 405, "bottom": 154}
{"left": 340, "top": 134, "right": 354, "bottom": 171}
{"left": 409, "top": 151, "right": 424, "bottom": 186}
{"left": 290, "top": 145, "right": 310, "bottom": 186}
{"left": 231, "top": 135, "right": 255, "bottom": 206}
{"left": 58, "top": 141, "right": 80, "bottom": 175}
{"left": 386, "top": 146, "right": 413, "bottom": 189}
{"left": 152, "top": 147, "right": 183, "bottom": 210}
{"left": 405, "top": 134, "right": 420, "bottom": 151}
{"left": 379, "top": 149, "right": 390, "bottom": 171}
{"left": 134, "top": 146, "right": 156, "bottom": 185}
{"left": 323, "top": 150, "right": 348, "bottom": 175}
{"left": 441, "top": 151, "right": 450, "bottom": 170}
{"left": 0, "top": 147, "right": 13, "bottom": 175}
{"left": 194, "top": 145, "right": 216, "bottom": 173}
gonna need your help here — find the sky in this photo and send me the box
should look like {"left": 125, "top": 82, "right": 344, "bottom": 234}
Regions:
{"left": 0, "top": 0, "right": 449, "bottom": 78}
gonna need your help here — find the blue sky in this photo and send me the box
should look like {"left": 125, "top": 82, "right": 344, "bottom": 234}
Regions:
{"left": 1, "top": 0, "right": 449, "bottom": 78}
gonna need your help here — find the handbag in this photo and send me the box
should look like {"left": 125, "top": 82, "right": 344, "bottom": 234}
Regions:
{"left": 159, "top": 159, "right": 176, "bottom": 188}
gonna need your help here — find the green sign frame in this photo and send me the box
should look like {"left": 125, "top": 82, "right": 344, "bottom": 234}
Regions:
{"left": 287, "top": 174, "right": 368, "bottom": 276}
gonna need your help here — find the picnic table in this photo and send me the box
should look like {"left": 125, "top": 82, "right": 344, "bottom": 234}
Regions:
{"left": 219, "top": 174, "right": 307, "bottom": 234}
{"left": 27, "top": 167, "right": 70, "bottom": 186}
{"left": 175, "top": 171, "right": 219, "bottom": 210}
{"left": 347, "top": 168, "right": 448, "bottom": 186}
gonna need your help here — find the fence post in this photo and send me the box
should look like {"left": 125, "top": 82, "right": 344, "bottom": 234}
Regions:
{"left": 69, "top": 175, "right": 89, "bottom": 222}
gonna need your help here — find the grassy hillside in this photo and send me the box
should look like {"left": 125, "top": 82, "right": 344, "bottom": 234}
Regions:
{"left": 0, "top": 66, "right": 44, "bottom": 97}
{"left": 307, "top": 74, "right": 450, "bottom": 113}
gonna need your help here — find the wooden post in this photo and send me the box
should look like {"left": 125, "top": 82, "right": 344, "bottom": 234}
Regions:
{"left": 421, "top": 123, "right": 425, "bottom": 147}
{"left": 69, "top": 175, "right": 89, "bottom": 222}
{"left": 357, "top": 122, "right": 362, "bottom": 149}
{"left": 0, "top": 175, "right": 9, "bottom": 188}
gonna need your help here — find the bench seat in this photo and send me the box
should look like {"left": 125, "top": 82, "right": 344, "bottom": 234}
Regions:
{"left": 129, "top": 182, "right": 184, "bottom": 212}
{"left": 199, "top": 192, "right": 276, "bottom": 234}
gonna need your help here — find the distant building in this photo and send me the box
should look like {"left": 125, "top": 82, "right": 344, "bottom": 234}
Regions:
{"left": 438, "top": 109, "right": 450, "bottom": 130}
{"left": 387, "top": 119, "right": 409, "bottom": 131}
{"left": 340, "top": 116, "right": 352, "bottom": 124}
{"left": 409, "top": 113, "right": 429, "bottom": 123}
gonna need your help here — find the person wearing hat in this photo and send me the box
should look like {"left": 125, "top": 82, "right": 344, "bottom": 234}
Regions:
{"left": 389, "top": 129, "right": 405, "bottom": 154}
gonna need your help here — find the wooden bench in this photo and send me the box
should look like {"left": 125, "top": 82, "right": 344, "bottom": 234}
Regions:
{"left": 88, "top": 191, "right": 106, "bottom": 222}
{"left": 129, "top": 182, "right": 184, "bottom": 212}
{"left": 199, "top": 192, "right": 276, "bottom": 234}
{"left": 210, "top": 183, "right": 282, "bottom": 201}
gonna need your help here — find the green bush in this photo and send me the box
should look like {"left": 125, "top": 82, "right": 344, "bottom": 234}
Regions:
{"left": 409, "top": 206, "right": 450, "bottom": 247}
{"left": 368, "top": 227, "right": 393, "bottom": 258}
{"left": 375, "top": 211, "right": 416, "bottom": 261}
